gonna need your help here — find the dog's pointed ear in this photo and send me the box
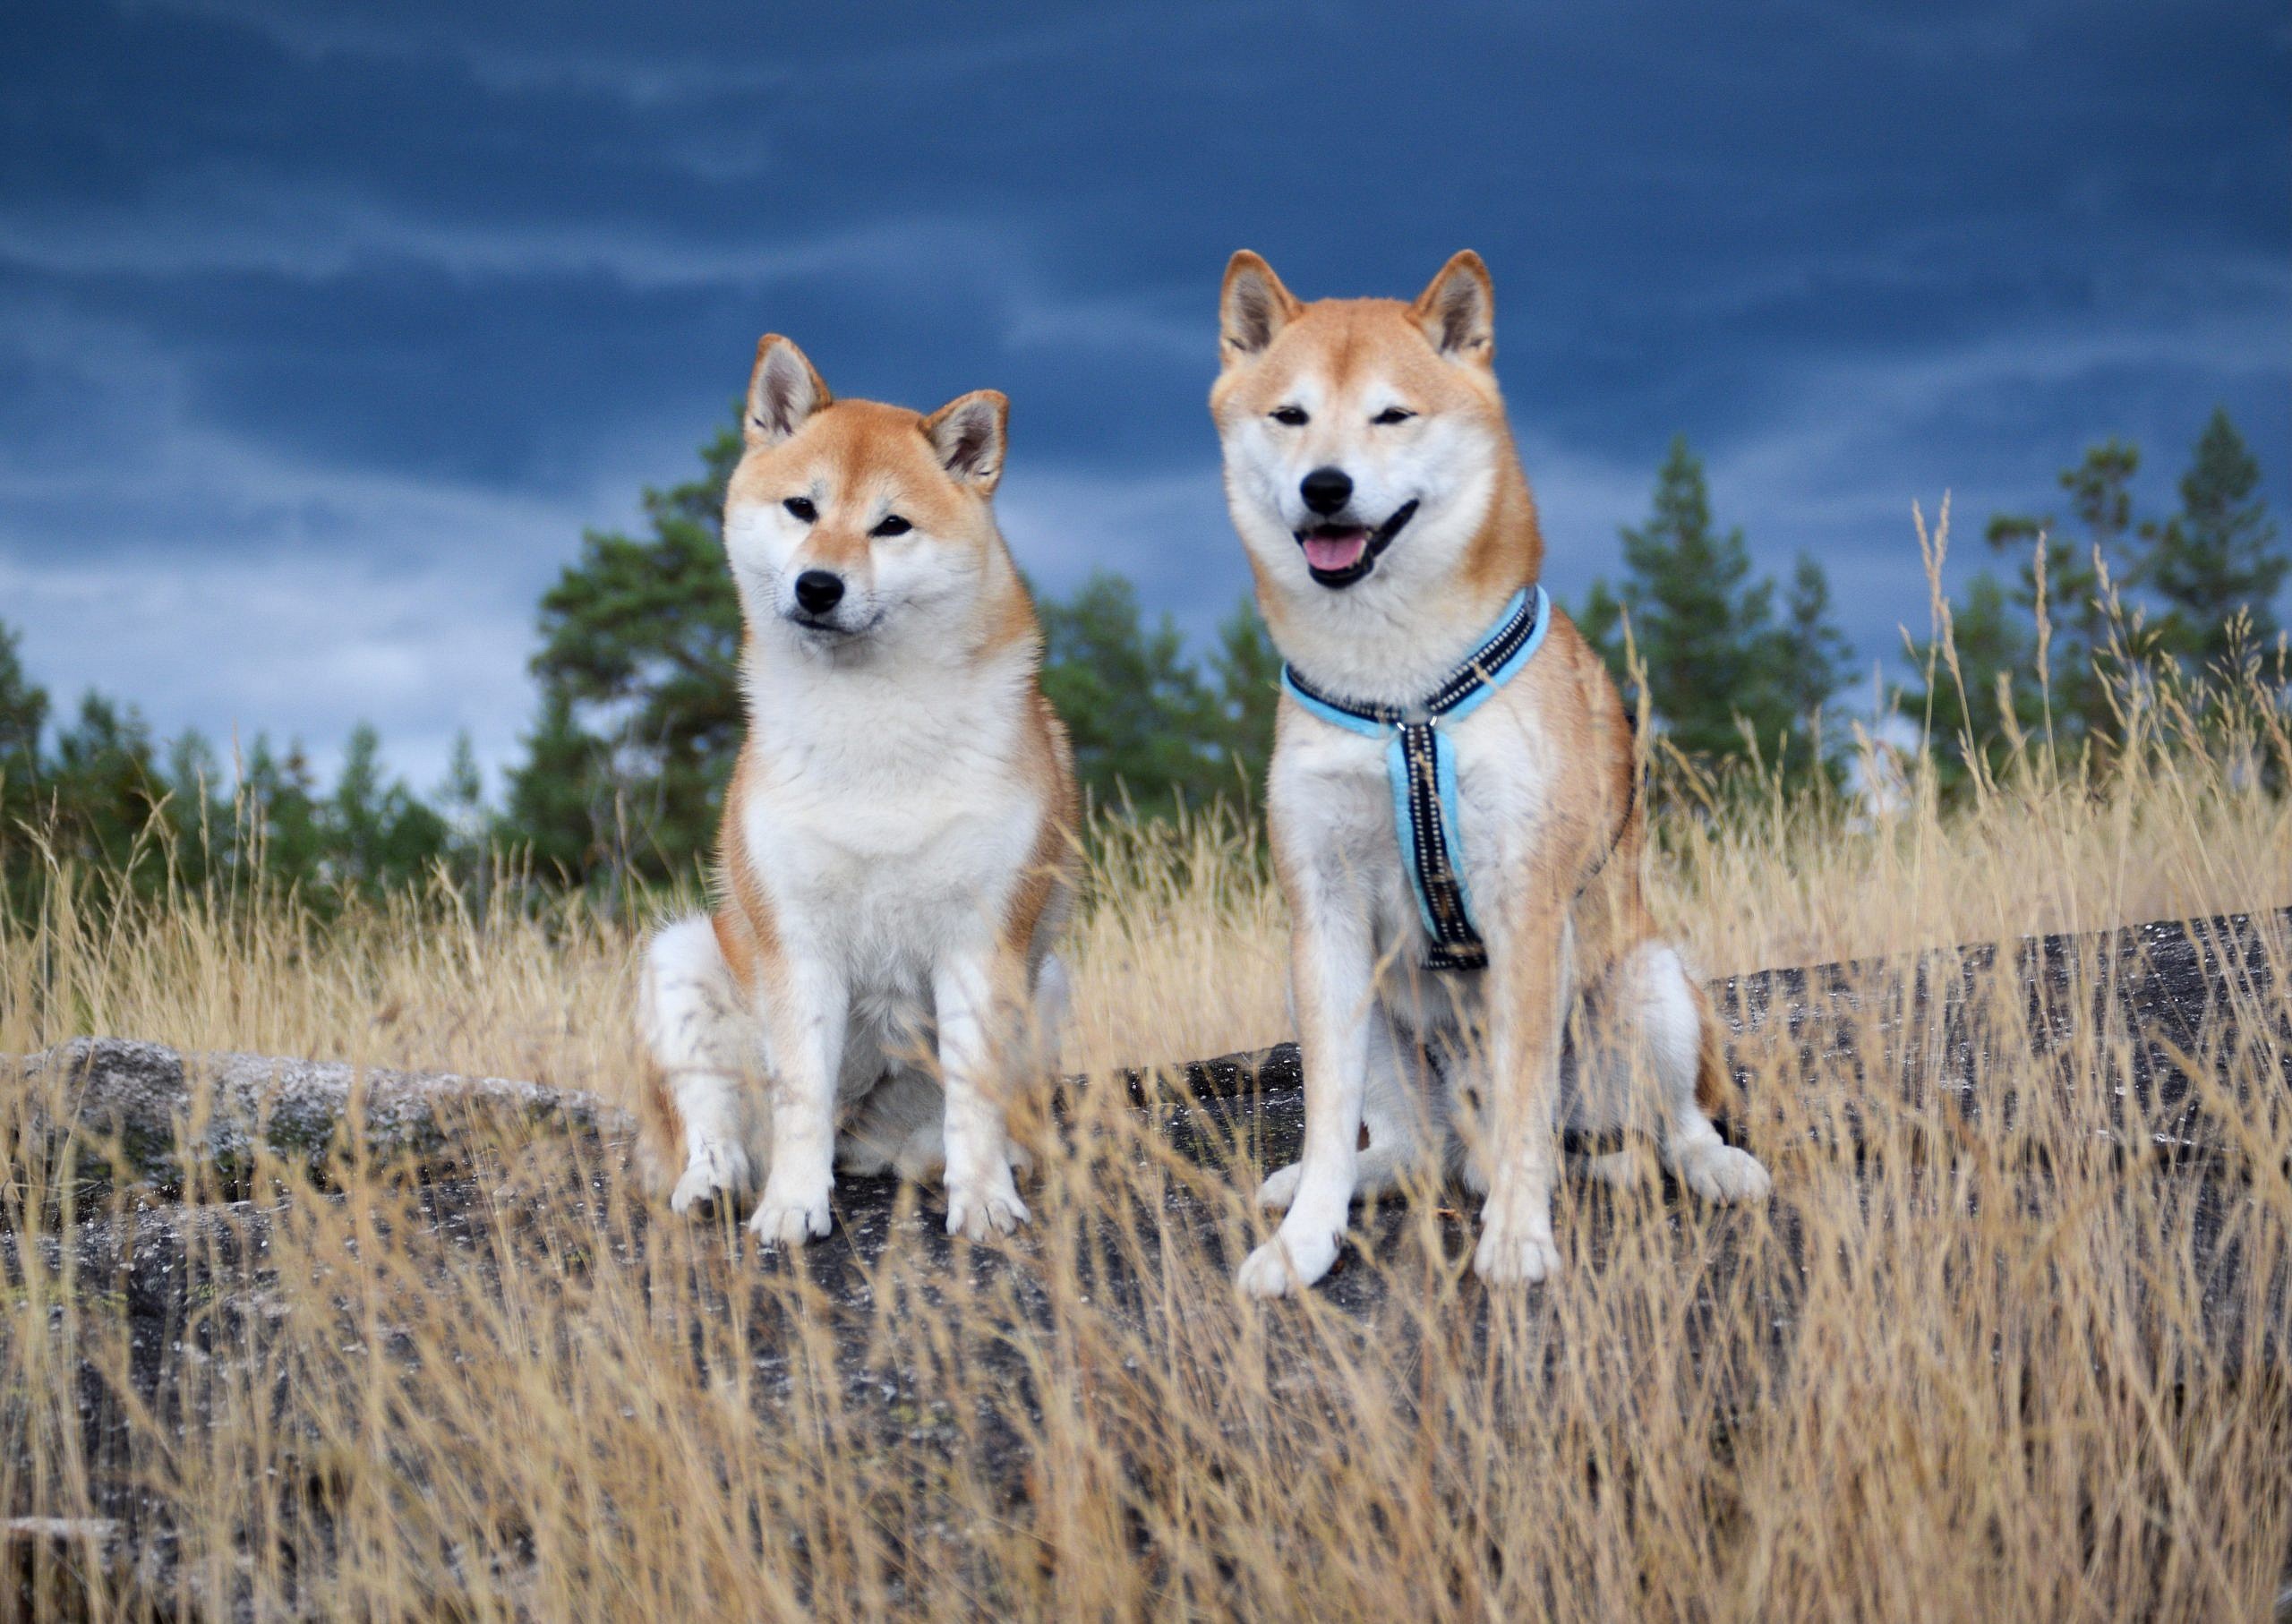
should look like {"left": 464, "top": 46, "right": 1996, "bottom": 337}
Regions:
{"left": 1219, "top": 251, "right": 1299, "bottom": 364}
{"left": 1411, "top": 251, "right": 1494, "bottom": 364}
{"left": 746, "top": 335, "right": 832, "bottom": 446}
{"left": 922, "top": 389, "right": 1007, "bottom": 494}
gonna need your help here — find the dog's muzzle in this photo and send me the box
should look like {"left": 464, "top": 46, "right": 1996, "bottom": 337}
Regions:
{"left": 1294, "top": 500, "right": 1419, "bottom": 588}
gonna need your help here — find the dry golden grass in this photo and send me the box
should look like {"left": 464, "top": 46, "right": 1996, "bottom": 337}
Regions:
{"left": 11, "top": 734, "right": 2287, "bottom": 1090}
{"left": 4, "top": 602, "right": 2291, "bottom": 1620}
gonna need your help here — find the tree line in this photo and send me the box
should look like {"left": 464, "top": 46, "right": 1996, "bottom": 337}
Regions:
{"left": 2, "top": 407, "right": 2279, "bottom": 905}
{"left": 1903, "top": 410, "right": 2284, "bottom": 777}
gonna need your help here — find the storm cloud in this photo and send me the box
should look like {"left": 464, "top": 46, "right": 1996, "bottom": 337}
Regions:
{"left": 4, "top": 0, "right": 2285, "bottom": 784}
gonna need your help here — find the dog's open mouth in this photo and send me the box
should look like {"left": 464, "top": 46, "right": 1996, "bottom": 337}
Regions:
{"left": 1296, "top": 500, "right": 1418, "bottom": 587}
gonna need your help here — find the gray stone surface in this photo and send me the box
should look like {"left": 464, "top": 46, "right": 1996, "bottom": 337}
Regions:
{"left": 12, "top": 1038, "right": 631, "bottom": 1199}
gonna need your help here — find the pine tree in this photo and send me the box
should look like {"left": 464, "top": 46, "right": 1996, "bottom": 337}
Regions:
{"left": 428, "top": 729, "right": 491, "bottom": 895}
{"left": 506, "top": 418, "right": 745, "bottom": 882}
{"left": 0, "top": 622, "right": 51, "bottom": 897}
{"left": 1985, "top": 440, "right": 2142, "bottom": 740}
{"left": 239, "top": 733, "right": 327, "bottom": 887}
{"left": 1901, "top": 568, "right": 2044, "bottom": 784}
{"left": 1037, "top": 571, "right": 1227, "bottom": 815}
{"left": 329, "top": 722, "right": 387, "bottom": 884}
{"left": 2137, "top": 408, "right": 2284, "bottom": 672}
{"left": 504, "top": 688, "right": 610, "bottom": 881}
{"left": 322, "top": 723, "right": 449, "bottom": 895}
{"left": 1579, "top": 437, "right": 1843, "bottom": 771}
{"left": 1206, "top": 596, "right": 1282, "bottom": 803}
{"left": 1776, "top": 554, "right": 1852, "bottom": 725}
{"left": 1574, "top": 578, "right": 1624, "bottom": 673}
{"left": 0, "top": 622, "right": 44, "bottom": 781}
{"left": 159, "top": 727, "right": 225, "bottom": 884}
{"left": 46, "top": 693, "right": 164, "bottom": 875}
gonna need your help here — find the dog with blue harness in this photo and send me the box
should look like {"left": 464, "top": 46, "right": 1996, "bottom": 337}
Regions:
{"left": 1283, "top": 582, "right": 1633, "bottom": 973}
{"left": 1211, "top": 248, "right": 1773, "bottom": 1297}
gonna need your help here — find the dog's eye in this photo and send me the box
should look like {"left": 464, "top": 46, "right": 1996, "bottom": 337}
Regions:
{"left": 1373, "top": 407, "right": 1415, "bottom": 425}
{"left": 783, "top": 497, "right": 817, "bottom": 522}
{"left": 1270, "top": 406, "right": 1308, "bottom": 426}
{"left": 870, "top": 515, "right": 912, "bottom": 538}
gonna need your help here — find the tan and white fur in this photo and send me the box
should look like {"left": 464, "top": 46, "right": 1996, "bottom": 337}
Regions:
{"left": 638, "top": 335, "right": 1078, "bottom": 1245}
{"left": 1210, "top": 251, "right": 1770, "bottom": 1296}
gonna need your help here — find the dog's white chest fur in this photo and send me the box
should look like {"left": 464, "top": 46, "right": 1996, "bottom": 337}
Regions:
{"left": 742, "top": 650, "right": 1041, "bottom": 1009}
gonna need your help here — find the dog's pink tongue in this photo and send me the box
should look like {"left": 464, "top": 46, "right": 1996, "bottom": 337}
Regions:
{"left": 1303, "top": 530, "right": 1369, "bottom": 572}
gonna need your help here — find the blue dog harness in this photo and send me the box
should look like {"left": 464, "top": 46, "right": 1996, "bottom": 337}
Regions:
{"left": 1279, "top": 585, "right": 1552, "bottom": 972}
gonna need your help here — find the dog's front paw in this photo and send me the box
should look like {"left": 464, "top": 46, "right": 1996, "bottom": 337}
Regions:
{"left": 1256, "top": 1161, "right": 1303, "bottom": 1211}
{"left": 1236, "top": 1222, "right": 1340, "bottom": 1299}
{"left": 746, "top": 1179, "right": 832, "bottom": 1247}
{"left": 1473, "top": 1203, "right": 1560, "bottom": 1286}
{"left": 669, "top": 1138, "right": 754, "bottom": 1215}
{"left": 1675, "top": 1142, "right": 1772, "bottom": 1204}
{"left": 945, "top": 1170, "right": 1030, "bottom": 1240}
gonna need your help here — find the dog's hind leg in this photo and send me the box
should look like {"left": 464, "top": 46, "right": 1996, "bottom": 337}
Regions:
{"left": 1260, "top": 1005, "right": 1435, "bottom": 1210}
{"left": 1028, "top": 952, "right": 1073, "bottom": 1081}
{"left": 1629, "top": 943, "right": 1771, "bottom": 1203}
{"left": 638, "top": 913, "right": 765, "bottom": 1215}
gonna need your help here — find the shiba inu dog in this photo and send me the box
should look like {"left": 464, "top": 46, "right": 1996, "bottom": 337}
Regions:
{"left": 638, "top": 335, "right": 1078, "bottom": 1245}
{"left": 1210, "top": 251, "right": 1771, "bottom": 1296}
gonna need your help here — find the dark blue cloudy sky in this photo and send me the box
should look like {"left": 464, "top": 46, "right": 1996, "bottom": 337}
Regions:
{"left": 4, "top": 0, "right": 2287, "bottom": 789}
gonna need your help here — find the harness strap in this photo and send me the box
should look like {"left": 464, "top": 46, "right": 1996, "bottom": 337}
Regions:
{"left": 1281, "top": 586, "right": 1552, "bottom": 972}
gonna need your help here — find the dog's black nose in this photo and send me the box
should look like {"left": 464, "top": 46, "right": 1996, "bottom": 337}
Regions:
{"left": 1300, "top": 466, "right": 1353, "bottom": 516}
{"left": 794, "top": 569, "right": 845, "bottom": 615}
